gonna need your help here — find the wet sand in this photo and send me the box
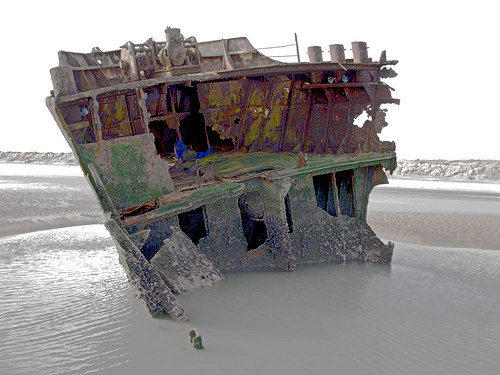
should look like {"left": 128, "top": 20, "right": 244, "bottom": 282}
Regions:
{"left": 368, "top": 187, "right": 500, "bottom": 250}
{"left": 369, "top": 211, "right": 500, "bottom": 250}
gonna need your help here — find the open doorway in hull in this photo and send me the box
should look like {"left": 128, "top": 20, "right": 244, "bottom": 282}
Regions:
{"left": 149, "top": 120, "right": 178, "bottom": 157}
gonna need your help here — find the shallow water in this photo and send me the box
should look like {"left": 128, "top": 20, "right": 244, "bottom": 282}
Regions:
{"left": 1, "top": 164, "right": 499, "bottom": 374}
{"left": 1, "top": 226, "right": 498, "bottom": 375}
{"left": 0, "top": 164, "right": 102, "bottom": 238}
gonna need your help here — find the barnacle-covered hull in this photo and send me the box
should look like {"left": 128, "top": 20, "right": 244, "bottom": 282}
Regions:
{"left": 47, "top": 27, "right": 399, "bottom": 320}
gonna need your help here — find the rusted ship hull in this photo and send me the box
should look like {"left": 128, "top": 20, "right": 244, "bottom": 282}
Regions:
{"left": 47, "top": 28, "right": 398, "bottom": 320}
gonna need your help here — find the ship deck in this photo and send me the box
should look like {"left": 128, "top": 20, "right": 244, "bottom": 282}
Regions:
{"left": 196, "top": 150, "right": 396, "bottom": 181}
{"left": 120, "top": 151, "right": 396, "bottom": 229}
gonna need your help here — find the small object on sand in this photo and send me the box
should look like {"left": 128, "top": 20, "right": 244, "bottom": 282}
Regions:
{"left": 189, "top": 328, "right": 204, "bottom": 349}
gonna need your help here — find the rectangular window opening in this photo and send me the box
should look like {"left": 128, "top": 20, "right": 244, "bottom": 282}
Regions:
{"left": 312, "top": 173, "right": 338, "bottom": 217}
{"left": 335, "top": 170, "right": 356, "bottom": 217}
{"left": 238, "top": 192, "right": 268, "bottom": 251}
{"left": 178, "top": 206, "right": 208, "bottom": 245}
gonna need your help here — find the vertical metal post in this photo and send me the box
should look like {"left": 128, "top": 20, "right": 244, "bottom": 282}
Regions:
{"left": 294, "top": 33, "right": 300, "bottom": 63}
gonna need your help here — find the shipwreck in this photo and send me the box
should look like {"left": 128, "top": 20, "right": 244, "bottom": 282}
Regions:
{"left": 47, "top": 27, "right": 399, "bottom": 320}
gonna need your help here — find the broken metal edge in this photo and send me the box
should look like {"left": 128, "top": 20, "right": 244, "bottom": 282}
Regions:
{"left": 105, "top": 218, "right": 189, "bottom": 321}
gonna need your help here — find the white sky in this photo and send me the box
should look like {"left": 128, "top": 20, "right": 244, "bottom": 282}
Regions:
{"left": 1, "top": 0, "right": 498, "bottom": 160}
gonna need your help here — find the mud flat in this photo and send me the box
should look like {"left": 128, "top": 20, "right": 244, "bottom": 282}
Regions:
{"left": 368, "top": 183, "right": 500, "bottom": 250}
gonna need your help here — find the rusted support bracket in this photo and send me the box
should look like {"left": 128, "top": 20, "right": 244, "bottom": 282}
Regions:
{"left": 274, "top": 79, "right": 294, "bottom": 152}
{"left": 89, "top": 96, "right": 103, "bottom": 143}
{"left": 300, "top": 82, "right": 381, "bottom": 90}
{"left": 315, "top": 89, "right": 335, "bottom": 153}
{"left": 236, "top": 78, "right": 255, "bottom": 150}
{"left": 137, "top": 88, "right": 151, "bottom": 129}
{"left": 250, "top": 76, "right": 275, "bottom": 152}
{"left": 222, "top": 39, "right": 235, "bottom": 70}
{"left": 300, "top": 93, "right": 314, "bottom": 152}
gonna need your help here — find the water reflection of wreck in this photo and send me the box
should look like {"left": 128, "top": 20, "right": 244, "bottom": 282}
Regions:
{"left": 47, "top": 27, "right": 399, "bottom": 320}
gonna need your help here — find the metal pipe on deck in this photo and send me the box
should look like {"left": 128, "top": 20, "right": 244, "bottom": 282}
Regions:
{"left": 352, "top": 41, "right": 369, "bottom": 63}
{"left": 329, "top": 44, "right": 345, "bottom": 63}
{"left": 307, "top": 46, "right": 323, "bottom": 63}
{"left": 308, "top": 46, "right": 323, "bottom": 84}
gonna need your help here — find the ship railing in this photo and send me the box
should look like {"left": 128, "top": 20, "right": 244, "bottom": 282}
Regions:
{"left": 256, "top": 33, "right": 301, "bottom": 62}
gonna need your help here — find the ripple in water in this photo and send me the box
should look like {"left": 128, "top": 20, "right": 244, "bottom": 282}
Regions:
{"left": 0, "top": 225, "right": 135, "bottom": 375}
{"left": 1, "top": 225, "right": 499, "bottom": 375}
